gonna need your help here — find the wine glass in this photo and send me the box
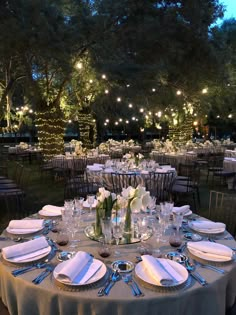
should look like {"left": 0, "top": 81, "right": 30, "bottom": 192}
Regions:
{"left": 74, "top": 197, "right": 85, "bottom": 215}
{"left": 87, "top": 194, "right": 95, "bottom": 217}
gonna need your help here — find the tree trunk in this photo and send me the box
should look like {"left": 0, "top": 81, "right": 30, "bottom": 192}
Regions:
{"left": 78, "top": 113, "right": 97, "bottom": 148}
{"left": 169, "top": 114, "right": 193, "bottom": 146}
{"left": 35, "top": 105, "right": 65, "bottom": 161}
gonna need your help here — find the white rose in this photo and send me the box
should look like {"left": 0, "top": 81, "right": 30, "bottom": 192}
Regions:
{"left": 130, "top": 197, "right": 142, "bottom": 212}
{"left": 142, "top": 192, "right": 151, "bottom": 208}
{"left": 121, "top": 186, "right": 135, "bottom": 199}
{"left": 134, "top": 185, "right": 146, "bottom": 198}
{"left": 111, "top": 193, "right": 117, "bottom": 201}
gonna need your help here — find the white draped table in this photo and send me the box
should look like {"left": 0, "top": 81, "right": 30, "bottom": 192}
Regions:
{"left": 0, "top": 214, "right": 236, "bottom": 315}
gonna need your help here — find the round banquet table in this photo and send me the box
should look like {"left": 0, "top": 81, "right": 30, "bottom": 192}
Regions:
{"left": 0, "top": 214, "right": 236, "bottom": 315}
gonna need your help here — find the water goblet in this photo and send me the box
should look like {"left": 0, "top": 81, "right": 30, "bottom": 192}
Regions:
{"left": 87, "top": 194, "right": 95, "bottom": 217}
{"left": 112, "top": 222, "right": 124, "bottom": 256}
{"left": 74, "top": 197, "right": 85, "bottom": 215}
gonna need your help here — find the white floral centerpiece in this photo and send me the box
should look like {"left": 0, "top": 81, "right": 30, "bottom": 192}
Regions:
{"left": 204, "top": 140, "right": 213, "bottom": 147}
{"left": 98, "top": 142, "right": 110, "bottom": 153}
{"left": 95, "top": 188, "right": 117, "bottom": 236}
{"left": 119, "top": 185, "right": 151, "bottom": 233}
{"left": 19, "top": 142, "right": 29, "bottom": 149}
{"left": 70, "top": 140, "right": 87, "bottom": 156}
{"left": 123, "top": 152, "right": 144, "bottom": 168}
{"left": 127, "top": 139, "right": 135, "bottom": 146}
{"left": 152, "top": 139, "right": 164, "bottom": 150}
{"left": 163, "top": 140, "right": 177, "bottom": 153}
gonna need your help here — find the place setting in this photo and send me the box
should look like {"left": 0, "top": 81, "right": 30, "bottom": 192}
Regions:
{"left": 133, "top": 254, "right": 192, "bottom": 293}
{"left": 53, "top": 251, "right": 109, "bottom": 292}
{"left": 0, "top": 236, "right": 54, "bottom": 267}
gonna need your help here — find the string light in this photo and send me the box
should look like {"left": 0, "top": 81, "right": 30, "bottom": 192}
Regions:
{"left": 152, "top": 88, "right": 156, "bottom": 92}
{"left": 76, "top": 62, "right": 83, "bottom": 69}
{"left": 89, "top": 79, "right": 93, "bottom": 83}
{"left": 117, "top": 97, "right": 121, "bottom": 102}
{"left": 176, "top": 90, "right": 182, "bottom": 95}
{"left": 228, "top": 114, "right": 232, "bottom": 118}
{"left": 105, "top": 89, "right": 109, "bottom": 94}
{"left": 202, "top": 88, "right": 208, "bottom": 94}
{"left": 128, "top": 103, "right": 133, "bottom": 108}
{"left": 140, "top": 108, "right": 144, "bottom": 113}
{"left": 102, "top": 74, "right": 106, "bottom": 79}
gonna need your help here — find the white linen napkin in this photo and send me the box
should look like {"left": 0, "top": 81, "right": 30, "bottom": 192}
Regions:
{"left": 2, "top": 237, "right": 49, "bottom": 261}
{"left": 190, "top": 220, "right": 225, "bottom": 233}
{"left": 7, "top": 219, "right": 45, "bottom": 234}
{"left": 54, "top": 251, "right": 103, "bottom": 284}
{"left": 83, "top": 200, "right": 98, "bottom": 208}
{"left": 141, "top": 255, "right": 183, "bottom": 286}
{"left": 187, "top": 241, "right": 233, "bottom": 261}
{"left": 41, "top": 205, "right": 63, "bottom": 215}
{"left": 172, "top": 205, "right": 190, "bottom": 215}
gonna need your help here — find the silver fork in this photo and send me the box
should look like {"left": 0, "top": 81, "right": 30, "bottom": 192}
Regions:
{"left": 192, "top": 259, "right": 226, "bottom": 274}
{"left": 123, "top": 275, "right": 138, "bottom": 296}
{"left": 32, "top": 265, "right": 54, "bottom": 284}
{"left": 124, "top": 274, "right": 144, "bottom": 297}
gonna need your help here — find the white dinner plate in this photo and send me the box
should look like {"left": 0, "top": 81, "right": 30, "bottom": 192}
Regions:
{"left": 187, "top": 246, "right": 233, "bottom": 262}
{"left": 3, "top": 246, "right": 51, "bottom": 263}
{"left": 6, "top": 226, "right": 44, "bottom": 235}
{"left": 38, "top": 210, "right": 62, "bottom": 217}
{"left": 53, "top": 259, "right": 107, "bottom": 286}
{"left": 188, "top": 221, "right": 225, "bottom": 234}
{"left": 135, "top": 259, "right": 188, "bottom": 287}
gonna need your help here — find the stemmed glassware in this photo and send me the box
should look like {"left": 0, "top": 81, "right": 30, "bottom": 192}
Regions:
{"left": 112, "top": 221, "right": 124, "bottom": 256}
{"left": 87, "top": 194, "right": 95, "bottom": 217}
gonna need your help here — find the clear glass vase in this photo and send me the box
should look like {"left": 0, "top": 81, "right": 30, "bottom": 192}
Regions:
{"left": 124, "top": 204, "right": 132, "bottom": 234}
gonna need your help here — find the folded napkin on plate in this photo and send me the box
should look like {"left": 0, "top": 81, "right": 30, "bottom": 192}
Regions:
{"left": 172, "top": 205, "right": 190, "bottom": 215}
{"left": 83, "top": 200, "right": 98, "bottom": 208}
{"left": 7, "top": 219, "right": 45, "bottom": 233}
{"left": 54, "top": 251, "right": 103, "bottom": 284}
{"left": 190, "top": 220, "right": 225, "bottom": 232}
{"left": 41, "top": 205, "right": 63, "bottom": 215}
{"left": 2, "top": 236, "right": 49, "bottom": 261}
{"left": 140, "top": 170, "right": 149, "bottom": 175}
{"left": 187, "top": 241, "right": 233, "bottom": 260}
{"left": 141, "top": 255, "right": 183, "bottom": 286}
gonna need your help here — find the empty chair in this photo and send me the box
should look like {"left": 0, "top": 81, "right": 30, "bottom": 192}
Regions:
{"left": 145, "top": 171, "right": 174, "bottom": 203}
{"left": 72, "top": 157, "right": 87, "bottom": 176}
{"left": 111, "top": 173, "right": 137, "bottom": 194}
{"left": 171, "top": 163, "right": 200, "bottom": 211}
{"left": 208, "top": 190, "right": 236, "bottom": 237}
{"left": 64, "top": 174, "right": 98, "bottom": 199}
